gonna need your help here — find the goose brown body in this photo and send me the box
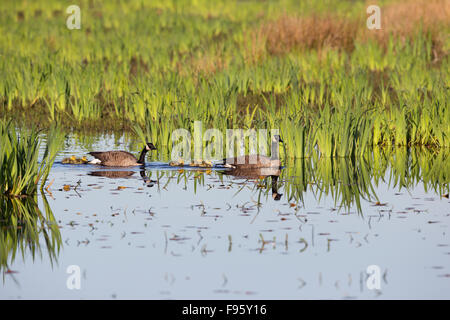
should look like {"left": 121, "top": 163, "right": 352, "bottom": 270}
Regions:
{"left": 221, "top": 135, "right": 284, "bottom": 169}
{"left": 88, "top": 151, "right": 140, "bottom": 167}
{"left": 88, "top": 142, "right": 156, "bottom": 167}
{"left": 222, "top": 155, "right": 281, "bottom": 169}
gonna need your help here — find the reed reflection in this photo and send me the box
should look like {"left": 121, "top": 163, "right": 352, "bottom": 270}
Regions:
{"left": 0, "top": 193, "right": 61, "bottom": 274}
{"left": 139, "top": 147, "right": 449, "bottom": 213}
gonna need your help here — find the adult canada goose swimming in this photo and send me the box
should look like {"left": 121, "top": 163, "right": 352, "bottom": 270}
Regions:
{"left": 88, "top": 142, "right": 157, "bottom": 167}
{"left": 220, "top": 135, "right": 284, "bottom": 169}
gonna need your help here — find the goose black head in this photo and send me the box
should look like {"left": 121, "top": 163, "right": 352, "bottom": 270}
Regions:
{"left": 272, "top": 135, "right": 284, "bottom": 143}
{"left": 145, "top": 142, "right": 157, "bottom": 151}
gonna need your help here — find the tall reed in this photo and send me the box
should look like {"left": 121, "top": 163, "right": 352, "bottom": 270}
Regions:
{"left": 0, "top": 121, "right": 64, "bottom": 197}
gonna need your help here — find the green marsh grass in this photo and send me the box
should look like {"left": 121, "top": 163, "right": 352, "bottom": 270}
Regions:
{"left": 0, "top": 121, "right": 64, "bottom": 197}
{"left": 0, "top": 0, "right": 448, "bottom": 158}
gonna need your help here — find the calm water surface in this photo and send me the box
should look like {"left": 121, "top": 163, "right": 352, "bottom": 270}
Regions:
{"left": 1, "top": 135, "right": 449, "bottom": 299}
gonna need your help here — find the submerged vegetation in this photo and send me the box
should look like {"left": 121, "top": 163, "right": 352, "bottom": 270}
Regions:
{"left": 0, "top": 0, "right": 448, "bottom": 158}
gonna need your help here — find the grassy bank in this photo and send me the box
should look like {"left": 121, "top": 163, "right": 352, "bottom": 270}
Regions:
{"left": 0, "top": 0, "right": 448, "bottom": 157}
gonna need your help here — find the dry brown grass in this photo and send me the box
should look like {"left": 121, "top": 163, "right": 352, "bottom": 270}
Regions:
{"left": 374, "top": 0, "right": 449, "bottom": 40}
{"left": 363, "top": 0, "right": 450, "bottom": 60}
{"left": 192, "top": 53, "right": 228, "bottom": 75}
{"left": 175, "top": 51, "right": 229, "bottom": 78}
{"left": 263, "top": 14, "right": 360, "bottom": 55}
{"left": 250, "top": 0, "right": 449, "bottom": 59}
{"left": 243, "top": 28, "right": 267, "bottom": 65}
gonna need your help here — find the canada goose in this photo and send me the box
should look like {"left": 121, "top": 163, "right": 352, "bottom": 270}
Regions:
{"left": 189, "top": 159, "right": 213, "bottom": 167}
{"left": 220, "top": 135, "right": 284, "bottom": 169}
{"left": 169, "top": 159, "right": 185, "bottom": 166}
{"left": 62, "top": 155, "right": 88, "bottom": 164}
{"left": 169, "top": 159, "right": 213, "bottom": 167}
{"left": 88, "top": 142, "right": 157, "bottom": 167}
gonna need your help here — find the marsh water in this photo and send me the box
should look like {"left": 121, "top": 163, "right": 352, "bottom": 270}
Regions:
{"left": 1, "top": 134, "right": 449, "bottom": 299}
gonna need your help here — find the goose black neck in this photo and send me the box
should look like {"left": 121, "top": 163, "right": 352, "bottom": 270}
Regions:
{"left": 271, "top": 140, "right": 285, "bottom": 162}
{"left": 271, "top": 141, "right": 280, "bottom": 160}
{"left": 137, "top": 148, "right": 148, "bottom": 164}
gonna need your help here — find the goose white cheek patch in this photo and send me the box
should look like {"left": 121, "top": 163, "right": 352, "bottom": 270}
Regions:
{"left": 89, "top": 159, "right": 101, "bottom": 164}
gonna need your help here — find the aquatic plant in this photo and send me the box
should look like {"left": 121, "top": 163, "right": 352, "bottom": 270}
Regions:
{"left": 0, "top": 120, "right": 64, "bottom": 197}
{"left": 0, "top": 0, "right": 448, "bottom": 157}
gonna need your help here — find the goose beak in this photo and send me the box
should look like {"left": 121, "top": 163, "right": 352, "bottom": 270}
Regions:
{"left": 146, "top": 142, "right": 157, "bottom": 151}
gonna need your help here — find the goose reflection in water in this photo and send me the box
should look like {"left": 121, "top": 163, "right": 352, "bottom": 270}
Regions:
{"left": 88, "top": 167, "right": 282, "bottom": 198}
{"left": 88, "top": 170, "right": 136, "bottom": 178}
{"left": 88, "top": 170, "right": 155, "bottom": 187}
{"left": 220, "top": 167, "right": 283, "bottom": 201}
